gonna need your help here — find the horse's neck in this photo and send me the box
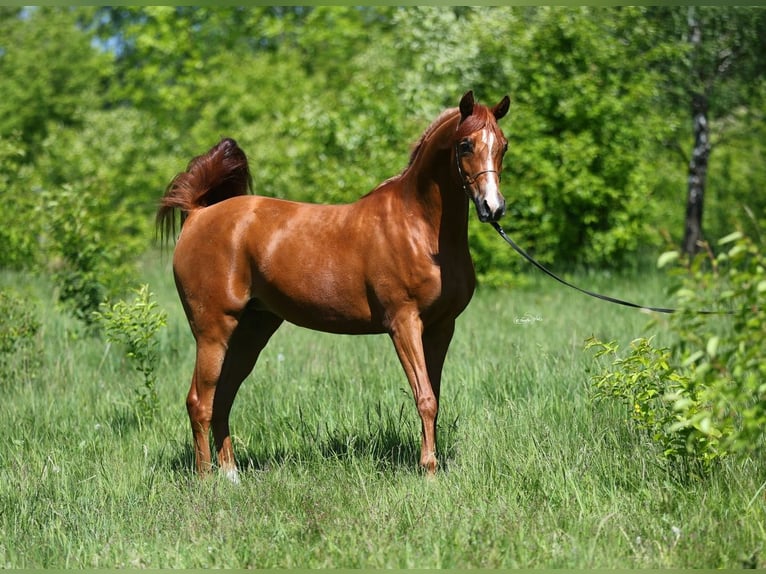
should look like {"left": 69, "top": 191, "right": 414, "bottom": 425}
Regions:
{"left": 405, "top": 116, "right": 470, "bottom": 239}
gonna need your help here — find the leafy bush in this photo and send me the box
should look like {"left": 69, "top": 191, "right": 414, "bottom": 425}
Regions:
{"left": 587, "top": 229, "right": 765, "bottom": 478}
{"left": 43, "top": 184, "right": 144, "bottom": 326}
{"left": 587, "top": 337, "right": 720, "bottom": 479}
{"left": 0, "top": 289, "right": 41, "bottom": 385}
{"left": 0, "top": 135, "right": 41, "bottom": 270}
{"left": 94, "top": 285, "right": 167, "bottom": 423}
{"left": 666, "top": 231, "right": 766, "bottom": 456}
{"left": 500, "top": 8, "right": 675, "bottom": 271}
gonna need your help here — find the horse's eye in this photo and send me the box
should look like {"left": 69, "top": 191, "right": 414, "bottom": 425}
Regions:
{"left": 502, "top": 141, "right": 508, "bottom": 153}
{"left": 458, "top": 140, "right": 474, "bottom": 155}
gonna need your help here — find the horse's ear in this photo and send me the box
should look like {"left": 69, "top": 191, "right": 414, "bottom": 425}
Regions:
{"left": 459, "top": 90, "right": 475, "bottom": 121}
{"left": 493, "top": 95, "right": 510, "bottom": 120}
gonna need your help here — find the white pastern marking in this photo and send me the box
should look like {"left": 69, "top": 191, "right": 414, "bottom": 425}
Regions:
{"left": 223, "top": 467, "right": 241, "bottom": 485}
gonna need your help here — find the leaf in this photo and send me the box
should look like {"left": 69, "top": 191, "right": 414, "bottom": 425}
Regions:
{"left": 706, "top": 336, "right": 719, "bottom": 358}
{"left": 682, "top": 350, "right": 705, "bottom": 367}
{"left": 676, "top": 288, "right": 697, "bottom": 301}
{"left": 657, "top": 250, "right": 680, "bottom": 269}
{"left": 718, "top": 231, "right": 743, "bottom": 245}
{"left": 728, "top": 243, "right": 747, "bottom": 258}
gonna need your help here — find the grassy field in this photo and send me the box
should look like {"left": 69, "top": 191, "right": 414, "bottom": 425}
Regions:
{"left": 0, "top": 257, "right": 764, "bottom": 568}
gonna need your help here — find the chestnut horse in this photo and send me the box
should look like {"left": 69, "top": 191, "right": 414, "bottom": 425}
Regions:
{"left": 158, "top": 91, "right": 510, "bottom": 481}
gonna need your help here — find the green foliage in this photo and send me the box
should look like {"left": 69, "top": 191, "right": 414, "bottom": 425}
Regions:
{"left": 0, "top": 289, "right": 41, "bottom": 385}
{"left": 641, "top": 6, "right": 766, "bottom": 246}
{"left": 0, "top": 8, "right": 155, "bottom": 290}
{"left": 666, "top": 231, "right": 766, "bottom": 457}
{"left": 43, "top": 185, "right": 144, "bottom": 325}
{"left": 94, "top": 284, "right": 167, "bottom": 423}
{"left": 0, "top": 7, "right": 110, "bottom": 150}
{"left": 501, "top": 7, "right": 676, "bottom": 270}
{"left": 587, "top": 337, "right": 719, "bottom": 478}
{"left": 35, "top": 106, "right": 179, "bottom": 222}
{"left": 588, "top": 229, "right": 766, "bottom": 477}
{"left": 705, "top": 86, "right": 766, "bottom": 241}
{"left": 645, "top": 6, "right": 766, "bottom": 115}
{"left": 0, "top": 134, "right": 40, "bottom": 270}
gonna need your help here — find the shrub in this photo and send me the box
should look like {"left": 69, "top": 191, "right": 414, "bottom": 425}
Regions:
{"left": 587, "top": 229, "right": 765, "bottom": 478}
{"left": 43, "top": 184, "right": 143, "bottom": 326}
{"left": 587, "top": 337, "right": 720, "bottom": 479}
{"left": 94, "top": 285, "right": 167, "bottom": 423}
{"left": 666, "top": 231, "right": 766, "bottom": 457}
{"left": 0, "top": 135, "right": 41, "bottom": 271}
{"left": 0, "top": 289, "right": 41, "bottom": 385}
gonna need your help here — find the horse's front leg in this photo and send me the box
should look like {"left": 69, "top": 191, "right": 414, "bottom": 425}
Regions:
{"left": 389, "top": 312, "right": 439, "bottom": 474}
{"left": 422, "top": 318, "right": 456, "bottom": 443}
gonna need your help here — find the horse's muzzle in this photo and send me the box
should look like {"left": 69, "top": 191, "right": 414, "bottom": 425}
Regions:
{"left": 475, "top": 196, "right": 506, "bottom": 223}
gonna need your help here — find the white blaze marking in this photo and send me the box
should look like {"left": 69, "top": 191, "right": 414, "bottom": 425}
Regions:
{"left": 479, "top": 128, "right": 503, "bottom": 214}
{"left": 482, "top": 128, "right": 497, "bottom": 160}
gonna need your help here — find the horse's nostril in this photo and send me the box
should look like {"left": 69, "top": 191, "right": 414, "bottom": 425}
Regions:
{"left": 483, "top": 199, "right": 506, "bottom": 222}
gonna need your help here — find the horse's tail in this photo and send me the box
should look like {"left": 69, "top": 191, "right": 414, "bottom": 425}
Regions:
{"left": 157, "top": 137, "right": 252, "bottom": 244}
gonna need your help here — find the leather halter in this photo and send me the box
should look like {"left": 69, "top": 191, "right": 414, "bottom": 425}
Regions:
{"left": 454, "top": 142, "right": 500, "bottom": 197}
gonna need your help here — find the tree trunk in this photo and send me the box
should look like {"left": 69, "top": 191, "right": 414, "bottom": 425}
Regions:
{"left": 682, "top": 7, "right": 710, "bottom": 257}
{"left": 683, "top": 92, "right": 710, "bottom": 256}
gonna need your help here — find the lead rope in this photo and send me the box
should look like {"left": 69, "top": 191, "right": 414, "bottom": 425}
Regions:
{"left": 489, "top": 221, "right": 730, "bottom": 315}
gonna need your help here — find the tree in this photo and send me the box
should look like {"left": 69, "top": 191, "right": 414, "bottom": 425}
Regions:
{"left": 4, "top": 6, "right": 766, "bottom": 285}
{"left": 646, "top": 7, "right": 766, "bottom": 256}
{"left": 0, "top": 7, "right": 110, "bottom": 151}
{"left": 0, "top": 7, "right": 114, "bottom": 271}
{"left": 478, "top": 7, "right": 679, "bottom": 270}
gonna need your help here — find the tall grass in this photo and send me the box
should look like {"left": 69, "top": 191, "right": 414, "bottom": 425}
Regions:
{"left": 0, "top": 260, "right": 763, "bottom": 568}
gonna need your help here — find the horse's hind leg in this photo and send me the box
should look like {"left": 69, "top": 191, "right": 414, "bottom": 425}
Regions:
{"left": 187, "top": 333, "right": 231, "bottom": 477}
{"left": 186, "top": 308, "right": 282, "bottom": 481}
{"left": 212, "top": 309, "right": 283, "bottom": 483}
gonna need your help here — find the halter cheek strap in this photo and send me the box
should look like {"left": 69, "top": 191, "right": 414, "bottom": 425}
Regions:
{"left": 454, "top": 143, "right": 500, "bottom": 197}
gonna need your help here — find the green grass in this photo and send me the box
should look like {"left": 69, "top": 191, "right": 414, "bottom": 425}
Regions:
{"left": 1, "top": 259, "right": 764, "bottom": 568}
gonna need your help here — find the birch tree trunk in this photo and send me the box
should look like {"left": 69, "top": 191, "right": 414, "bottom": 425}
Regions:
{"left": 682, "top": 8, "right": 711, "bottom": 256}
{"left": 683, "top": 92, "right": 710, "bottom": 255}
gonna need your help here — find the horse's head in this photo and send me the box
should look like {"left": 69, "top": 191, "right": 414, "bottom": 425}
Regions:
{"left": 454, "top": 91, "right": 510, "bottom": 223}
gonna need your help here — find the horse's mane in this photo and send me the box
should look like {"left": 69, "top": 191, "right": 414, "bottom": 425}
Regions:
{"left": 406, "top": 107, "right": 460, "bottom": 167}
{"left": 367, "top": 108, "right": 459, "bottom": 193}
{"left": 371, "top": 103, "right": 499, "bottom": 193}
{"left": 408, "top": 103, "right": 499, "bottom": 166}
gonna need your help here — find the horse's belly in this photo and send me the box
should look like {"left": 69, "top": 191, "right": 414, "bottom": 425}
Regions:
{"left": 284, "top": 306, "right": 383, "bottom": 335}
{"left": 251, "top": 271, "right": 384, "bottom": 335}
{"left": 255, "top": 295, "right": 384, "bottom": 335}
